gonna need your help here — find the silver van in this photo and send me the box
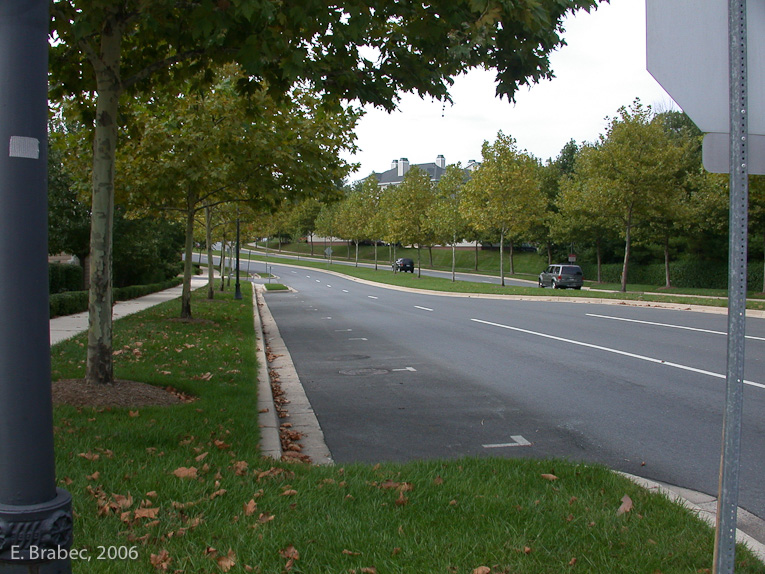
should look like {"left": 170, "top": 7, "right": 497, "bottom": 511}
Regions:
{"left": 538, "top": 264, "right": 583, "bottom": 289}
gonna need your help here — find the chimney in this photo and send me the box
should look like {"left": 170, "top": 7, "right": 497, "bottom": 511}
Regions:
{"left": 436, "top": 154, "right": 446, "bottom": 168}
{"left": 391, "top": 159, "right": 398, "bottom": 170}
{"left": 398, "top": 157, "right": 410, "bottom": 177}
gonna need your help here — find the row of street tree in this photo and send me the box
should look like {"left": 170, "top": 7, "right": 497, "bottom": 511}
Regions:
{"left": 267, "top": 100, "right": 765, "bottom": 293}
{"left": 49, "top": 0, "right": 603, "bottom": 385}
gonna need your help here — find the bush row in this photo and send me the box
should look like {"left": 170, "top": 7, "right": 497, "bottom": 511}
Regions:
{"left": 578, "top": 259, "right": 765, "bottom": 291}
{"left": 49, "top": 263, "right": 83, "bottom": 294}
{"left": 49, "top": 277, "right": 183, "bottom": 318}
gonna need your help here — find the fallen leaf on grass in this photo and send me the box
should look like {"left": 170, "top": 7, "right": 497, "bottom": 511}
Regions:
{"left": 135, "top": 507, "right": 160, "bottom": 520}
{"left": 150, "top": 549, "right": 171, "bottom": 571}
{"left": 279, "top": 545, "right": 299, "bottom": 571}
{"left": 343, "top": 549, "right": 361, "bottom": 556}
{"left": 244, "top": 500, "right": 257, "bottom": 516}
{"left": 173, "top": 467, "right": 198, "bottom": 479}
{"left": 617, "top": 494, "right": 633, "bottom": 515}
{"left": 281, "top": 489, "right": 298, "bottom": 497}
{"left": 541, "top": 473, "right": 558, "bottom": 481}
{"left": 78, "top": 452, "right": 99, "bottom": 461}
{"left": 472, "top": 567, "right": 491, "bottom": 574}
{"left": 216, "top": 549, "right": 236, "bottom": 572}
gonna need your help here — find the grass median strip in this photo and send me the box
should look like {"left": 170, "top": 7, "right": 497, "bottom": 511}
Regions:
{"left": 51, "top": 282, "right": 765, "bottom": 572}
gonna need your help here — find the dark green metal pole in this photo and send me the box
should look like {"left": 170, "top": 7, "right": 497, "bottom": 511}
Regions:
{"left": 0, "top": 1, "right": 73, "bottom": 572}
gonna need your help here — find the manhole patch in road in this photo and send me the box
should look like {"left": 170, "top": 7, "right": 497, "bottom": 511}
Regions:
{"left": 329, "top": 355, "right": 370, "bottom": 362}
{"left": 339, "top": 368, "right": 388, "bottom": 376}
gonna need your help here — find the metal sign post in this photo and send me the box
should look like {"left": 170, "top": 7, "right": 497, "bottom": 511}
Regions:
{"left": 713, "top": 1, "right": 749, "bottom": 572}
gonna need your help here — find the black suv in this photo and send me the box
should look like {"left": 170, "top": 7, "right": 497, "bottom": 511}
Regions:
{"left": 392, "top": 258, "right": 415, "bottom": 273}
{"left": 538, "top": 264, "right": 583, "bottom": 289}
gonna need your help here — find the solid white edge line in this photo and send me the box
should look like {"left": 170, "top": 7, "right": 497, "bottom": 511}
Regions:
{"left": 471, "top": 318, "right": 765, "bottom": 389}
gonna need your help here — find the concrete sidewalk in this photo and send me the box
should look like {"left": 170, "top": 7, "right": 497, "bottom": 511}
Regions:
{"left": 49, "top": 275, "right": 209, "bottom": 346}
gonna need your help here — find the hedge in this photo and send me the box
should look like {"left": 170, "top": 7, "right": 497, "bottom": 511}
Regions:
{"left": 49, "top": 263, "right": 83, "bottom": 294}
{"left": 578, "top": 260, "right": 764, "bottom": 291}
{"left": 49, "top": 277, "right": 183, "bottom": 318}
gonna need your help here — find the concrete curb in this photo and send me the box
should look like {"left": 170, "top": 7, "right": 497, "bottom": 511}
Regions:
{"left": 621, "top": 473, "right": 765, "bottom": 564}
{"left": 252, "top": 287, "right": 282, "bottom": 461}
{"left": 255, "top": 285, "right": 333, "bottom": 465}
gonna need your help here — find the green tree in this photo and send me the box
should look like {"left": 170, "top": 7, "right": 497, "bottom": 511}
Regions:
{"left": 360, "top": 175, "right": 385, "bottom": 270}
{"left": 426, "top": 164, "right": 468, "bottom": 281}
{"left": 461, "top": 132, "right": 545, "bottom": 285}
{"left": 577, "top": 101, "right": 686, "bottom": 292}
{"left": 120, "top": 74, "right": 358, "bottom": 318}
{"left": 381, "top": 167, "right": 436, "bottom": 276}
{"left": 289, "top": 198, "right": 324, "bottom": 257}
{"left": 50, "top": 0, "right": 603, "bottom": 384}
{"left": 334, "top": 189, "right": 370, "bottom": 267}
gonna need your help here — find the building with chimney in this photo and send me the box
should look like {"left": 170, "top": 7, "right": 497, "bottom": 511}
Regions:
{"left": 373, "top": 155, "right": 480, "bottom": 189}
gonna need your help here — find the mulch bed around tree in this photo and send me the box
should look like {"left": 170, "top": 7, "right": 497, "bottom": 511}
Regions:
{"left": 52, "top": 379, "right": 193, "bottom": 408}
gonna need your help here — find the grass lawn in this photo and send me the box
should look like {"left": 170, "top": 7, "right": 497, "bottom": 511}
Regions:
{"left": 49, "top": 282, "right": 765, "bottom": 572}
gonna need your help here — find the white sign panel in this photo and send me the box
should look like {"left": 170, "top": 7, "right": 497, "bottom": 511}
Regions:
{"left": 646, "top": 0, "right": 765, "bottom": 135}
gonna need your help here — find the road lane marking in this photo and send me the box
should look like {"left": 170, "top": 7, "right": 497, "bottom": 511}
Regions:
{"left": 586, "top": 313, "right": 765, "bottom": 342}
{"left": 471, "top": 318, "right": 765, "bottom": 389}
{"left": 414, "top": 305, "right": 433, "bottom": 312}
{"left": 342, "top": 289, "right": 349, "bottom": 293}
{"left": 335, "top": 329, "right": 352, "bottom": 332}
{"left": 349, "top": 337, "right": 368, "bottom": 341}
{"left": 392, "top": 367, "right": 417, "bottom": 372}
{"left": 483, "top": 436, "right": 531, "bottom": 448}
{"left": 327, "top": 284, "right": 332, "bottom": 288}
{"left": 368, "top": 296, "right": 378, "bottom": 299}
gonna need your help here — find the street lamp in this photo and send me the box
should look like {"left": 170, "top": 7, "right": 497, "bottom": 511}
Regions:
{"left": 234, "top": 216, "right": 242, "bottom": 300}
{"left": 0, "top": 2, "right": 73, "bottom": 571}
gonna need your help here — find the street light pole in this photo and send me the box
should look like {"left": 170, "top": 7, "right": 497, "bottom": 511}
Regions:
{"left": 234, "top": 217, "right": 242, "bottom": 300}
{"left": 0, "top": 1, "right": 73, "bottom": 572}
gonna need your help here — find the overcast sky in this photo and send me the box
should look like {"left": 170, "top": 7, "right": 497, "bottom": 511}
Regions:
{"left": 343, "top": 0, "right": 678, "bottom": 181}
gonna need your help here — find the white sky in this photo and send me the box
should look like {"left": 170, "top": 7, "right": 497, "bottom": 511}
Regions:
{"left": 343, "top": 0, "right": 677, "bottom": 181}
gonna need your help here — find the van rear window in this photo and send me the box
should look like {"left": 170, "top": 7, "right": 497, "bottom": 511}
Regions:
{"left": 561, "top": 266, "right": 582, "bottom": 275}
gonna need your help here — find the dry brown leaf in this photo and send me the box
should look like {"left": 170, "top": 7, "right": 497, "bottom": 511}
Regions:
{"left": 87, "top": 471, "right": 100, "bottom": 481}
{"left": 472, "top": 567, "right": 491, "bottom": 574}
{"left": 258, "top": 513, "right": 275, "bottom": 524}
{"left": 244, "top": 500, "right": 257, "bottom": 516}
{"left": 135, "top": 507, "right": 160, "bottom": 520}
{"left": 395, "top": 491, "right": 409, "bottom": 506}
{"left": 112, "top": 493, "right": 133, "bottom": 509}
{"left": 541, "top": 473, "right": 558, "bottom": 481}
{"left": 209, "top": 489, "right": 227, "bottom": 500}
{"left": 232, "top": 461, "right": 249, "bottom": 476}
{"left": 360, "top": 568, "right": 377, "bottom": 573}
{"left": 281, "top": 489, "right": 298, "bottom": 497}
{"left": 150, "top": 549, "right": 171, "bottom": 571}
{"left": 78, "top": 452, "right": 99, "bottom": 461}
{"left": 617, "top": 494, "right": 633, "bottom": 516}
{"left": 173, "top": 467, "right": 198, "bottom": 479}
{"left": 343, "top": 549, "right": 361, "bottom": 556}
{"left": 195, "top": 452, "right": 209, "bottom": 462}
{"left": 279, "top": 545, "right": 299, "bottom": 572}
{"left": 216, "top": 549, "right": 236, "bottom": 572}
{"left": 569, "top": 557, "right": 577, "bottom": 566}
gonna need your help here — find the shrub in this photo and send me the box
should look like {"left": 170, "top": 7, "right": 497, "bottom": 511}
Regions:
{"left": 49, "top": 263, "right": 83, "bottom": 293}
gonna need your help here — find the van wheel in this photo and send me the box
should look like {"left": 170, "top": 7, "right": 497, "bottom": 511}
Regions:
{"left": 538, "top": 279, "right": 544, "bottom": 288}
{"left": 552, "top": 280, "right": 558, "bottom": 289}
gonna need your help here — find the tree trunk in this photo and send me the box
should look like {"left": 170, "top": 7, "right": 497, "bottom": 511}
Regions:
{"left": 508, "top": 239, "right": 515, "bottom": 276}
{"left": 547, "top": 241, "right": 553, "bottom": 265}
{"left": 621, "top": 221, "right": 632, "bottom": 293}
{"left": 180, "top": 197, "right": 195, "bottom": 319}
{"left": 664, "top": 233, "right": 671, "bottom": 289}
{"left": 474, "top": 241, "right": 478, "bottom": 271}
{"left": 417, "top": 244, "right": 421, "bottom": 277}
{"left": 355, "top": 240, "right": 359, "bottom": 267}
{"left": 451, "top": 234, "right": 456, "bottom": 282}
{"left": 309, "top": 233, "right": 314, "bottom": 256}
{"left": 374, "top": 241, "right": 378, "bottom": 270}
{"left": 219, "top": 233, "right": 226, "bottom": 291}
{"left": 205, "top": 205, "right": 214, "bottom": 299}
{"left": 499, "top": 231, "right": 505, "bottom": 287}
{"left": 86, "top": 16, "right": 122, "bottom": 385}
{"left": 596, "top": 237, "right": 603, "bottom": 283}
{"left": 428, "top": 245, "right": 433, "bottom": 267}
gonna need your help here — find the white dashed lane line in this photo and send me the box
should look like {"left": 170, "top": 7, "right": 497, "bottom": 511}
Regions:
{"left": 414, "top": 305, "right": 433, "bottom": 312}
{"left": 471, "top": 318, "right": 765, "bottom": 390}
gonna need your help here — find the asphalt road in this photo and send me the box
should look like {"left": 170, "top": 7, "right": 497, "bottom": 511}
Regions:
{"left": 260, "top": 261, "right": 765, "bottom": 521}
